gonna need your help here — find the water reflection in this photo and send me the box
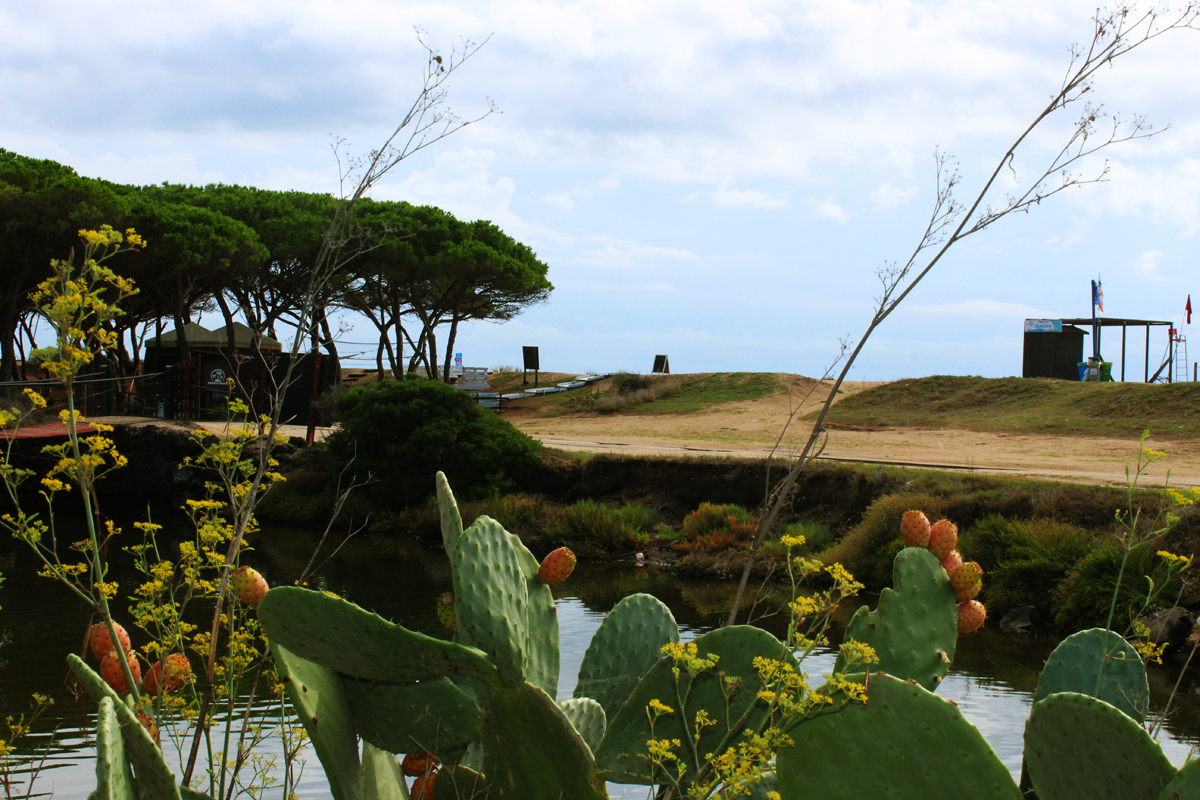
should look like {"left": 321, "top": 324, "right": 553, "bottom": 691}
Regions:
{"left": 1, "top": 521, "right": 1197, "bottom": 798}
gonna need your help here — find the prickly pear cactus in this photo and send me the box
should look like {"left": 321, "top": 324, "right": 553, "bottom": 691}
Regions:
{"left": 67, "top": 655, "right": 186, "bottom": 800}
{"left": 342, "top": 676, "right": 484, "bottom": 755}
{"left": 574, "top": 592, "right": 680, "bottom": 720}
{"left": 452, "top": 516, "right": 559, "bottom": 696}
{"left": 257, "top": 587, "right": 501, "bottom": 689}
{"left": 361, "top": 741, "right": 410, "bottom": 800}
{"left": 94, "top": 697, "right": 136, "bottom": 800}
{"left": 595, "top": 625, "right": 797, "bottom": 786}
{"left": 1159, "top": 757, "right": 1200, "bottom": 800}
{"left": 271, "top": 643, "right": 366, "bottom": 800}
{"left": 558, "top": 697, "right": 607, "bottom": 755}
{"left": 1023, "top": 692, "right": 1174, "bottom": 800}
{"left": 776, "top": 672, "right": 1020, "bottom": 799}
{"left": 435, "top": 471, "right": 463, "bottom": 557}
{"left": 1033, "top": 628, "right": 1148, "bottom": 723}
{"left": 480, "top": 682, "right": 607, "bottom": 800}
{"left": 833, "top": 547, "right": 958, "bottom": 691}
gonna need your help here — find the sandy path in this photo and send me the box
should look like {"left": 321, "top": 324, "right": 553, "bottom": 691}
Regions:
{"left": 508, "top": 377, "right": 1200, "bottom": 488}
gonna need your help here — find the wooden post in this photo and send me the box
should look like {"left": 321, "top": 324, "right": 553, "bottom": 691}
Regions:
{"left": 1145, "top": 326, "right": 1150, "bottom": 383}
{"left": 1120, "top": 324, "right": 1126, "bottom": 382}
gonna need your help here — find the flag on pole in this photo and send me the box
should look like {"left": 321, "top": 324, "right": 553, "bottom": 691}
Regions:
{"left": 1091, "top": 279, "right": 1104, "bottom": 313}
{"left": 1187, "top": 294, "right": 1193, "bottom": 325}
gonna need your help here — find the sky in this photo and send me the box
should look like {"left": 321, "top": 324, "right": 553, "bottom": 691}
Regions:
{"left": 3, "top": 0, "right": 1198, "bottom": 380}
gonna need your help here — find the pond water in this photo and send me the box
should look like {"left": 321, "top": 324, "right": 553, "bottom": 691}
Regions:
{"left": 1, "top": 516, "right": 1198, "bottom": 798}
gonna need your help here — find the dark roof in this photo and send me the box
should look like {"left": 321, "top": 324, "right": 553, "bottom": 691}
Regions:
{"left": 1059, "top": 317, "right": 1172, "bottom": 327}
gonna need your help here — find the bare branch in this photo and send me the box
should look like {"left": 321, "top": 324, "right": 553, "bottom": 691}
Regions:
{"left": 725, "top": 3, "right": 1200, "bottom": 626}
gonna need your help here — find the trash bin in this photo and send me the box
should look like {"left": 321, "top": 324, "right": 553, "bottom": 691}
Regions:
{"left": 1099, "top": 362, "right": 1113, "bottom": 382}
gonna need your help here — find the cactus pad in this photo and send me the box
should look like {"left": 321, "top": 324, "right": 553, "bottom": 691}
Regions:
{"left": 95, "top": 697, "right": 136, "bottom": 800}
{"left": 558, "top": 697, "right": 607, "bottom": 755}
{"left": 453, "top": 516, "right": 559, "bottom": 694}
{"left": 1159, "top": 757, "right": 1200, "bottom": 800}
{"left": 480, "top": 682, "right": 607, "bottom": 800}
{"left": 271, "top": 643, "right": 364, "bottom": 800}
{"left": 1034, "top": 628, "right": 1148, "bottom": 723}
{"left": 258, "top": 587, "right": 501, "bottom": 689}
{"left": 776, "top": 672, "right": 1020, "bottom": 799}
{"left": 596, "top": 625, "right": 796, "bottom": 786}
{"left": 834, "top": 546, "right": 958, "bottom": 691}
{"left": 360, "top": 741, "right": 409, "bottom": 800}
{"left": 1024, "top": 692, "right": 1173, "bottom": 800}
{"left": 435, "top": 471, "right": 464, "bottom": 558}
{"left": 67, "top": 655, "right": 182, "bottom": 800}
{"left": 342, "top": 677, "right": 483, "bottom": 755}
{"left": 574, "top": 592, "right": 680, "bottom": 720}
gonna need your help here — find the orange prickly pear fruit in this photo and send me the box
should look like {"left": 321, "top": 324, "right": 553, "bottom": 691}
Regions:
{"left": 538, "top": 547, "right": 577, "bottom": 585}
{"left": 436, "top": 593, "right": 456, "bottom": 631}
{"left": 89, "top": 621, "right": 131, "bottom": 661}
{"left": 100, "top": 649, "right": 141, "bottom": 696}
{"left": 143, "top": 653, "right": 192, "bottom": 696}
{"left": 136, "top": 712, "right": 160, "bottom": 744}
{"left": 402, "top": 751, "right": 440, "bottom": 777}
{"left": 900, "top": 510, "right": 931, "bottom": 547}
{"left": 941, "top": 550, "right": 964, "bottom": 575}
{"left": 410, "top": 770, "right": 437, "bottom": 799}
{"left": 957, "top": 600, "right": 987, "bottom": 633}
{"left": 230, "top": 566, "right": 269, "bottom": 607}
{"left": 927, "top": 520, "right": 959, "bottom": 561}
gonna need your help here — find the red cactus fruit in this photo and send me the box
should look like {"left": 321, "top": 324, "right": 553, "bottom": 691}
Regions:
{"left": 136, "top": 712, "right": 160, "bottom": 744}
{"left": 436, "top": 593, "right": 456, "bottom": 631}
{"left": 957, "top": 600, "right": 987, "bottom": 633}
{"left": 538, "top": 547, "right": 577, "bottom": 585}
{"left": 402, "top": 750, "right": 441, "bottom": 777}
{"left": 900, "top": 510, "right": 931, "bottom": 547}
{"left": 89, "top": 621, "right": 131, "bottom": 661}
{"left": 100, "top": 649, "right": 141, "bottom": 695}
{"left": 143, "top": 653, "right": 192, "bottom": 696}
{"left": 410, "top": 770, "right": 437, "bottom": 799}
{"left": 941, "top": 550, "right": 964, "bottom": 575}
{"left": 927, "top": 520, "right": 959, "bottom": 561}
{"left": 230, "top": 566, "right": 269, "bottom": 607}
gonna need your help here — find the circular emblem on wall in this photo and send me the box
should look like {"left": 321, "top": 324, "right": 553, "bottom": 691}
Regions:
{"left": 209, "top": 368, "right": 228, "bottom": 385}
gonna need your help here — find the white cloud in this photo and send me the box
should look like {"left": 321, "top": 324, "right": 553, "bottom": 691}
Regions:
{"left": 905, "top": 300, "right": 1049, "bottom": 318}
{"left": 809, "top": 196, "right": 848, "bottom": 222}
{"left": 1131, "top": 249, "right": 1166, "bottom": 282}
{"left": 1071, "top": 158, "right": 1200, "bottom": 237}
{"left": 576, "top": 235, "right": 700, "bottom": 268}
{"left": 710, "top": 187, "right": 789, "bottom": 209}
{"left": 544, "top": 191, "right": 576, "bottom": 211}
{"left": 870, "top": 183, "right": 918, "bottom": 211}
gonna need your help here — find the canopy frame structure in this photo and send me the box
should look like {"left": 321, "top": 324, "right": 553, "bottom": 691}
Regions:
{"left": 1058, "top": 317, "right": 1173, "bottom": 382}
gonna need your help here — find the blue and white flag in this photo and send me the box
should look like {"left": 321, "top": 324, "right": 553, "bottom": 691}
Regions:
{"left": 1092, "top": 279, "right": 1104, "bottom": 313}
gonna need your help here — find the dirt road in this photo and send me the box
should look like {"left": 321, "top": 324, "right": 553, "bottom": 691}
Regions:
{"left": 508, "top": 377, "right": 1200, "bottom": 488}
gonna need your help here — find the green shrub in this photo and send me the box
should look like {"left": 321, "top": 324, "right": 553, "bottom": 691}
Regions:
{"left": 612, "top": 371, "right": 653, "bottom": 395}
{"left": 778, "top": 520, "right": 833, "bottom": 553}
{"left": 466, "top": 494, "right": 552, "bottom": 537}
{"left": 1054, "top": 544, "right": 1185, "bottom": 631}
{"left": 819, "top": 493, "right": 950, "bottom": 589}
{"left": 958, "top": 515, "right": 1093, "bottom": 619}
{"left": 682, "top": 503, "right": 756, "bottom": 540}
{"left": 325, "top": 376, "right": 543, "bottom": 509}
{"left": 615, "top": 503, "right": 660, "bottom": 534}
{"left": 546, "top": 499, "right": 631, "bottom": 549}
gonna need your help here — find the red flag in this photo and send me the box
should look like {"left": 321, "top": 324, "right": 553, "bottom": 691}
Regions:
{"left": 1187, "top": 294, "right": 1193, "bottom": 325}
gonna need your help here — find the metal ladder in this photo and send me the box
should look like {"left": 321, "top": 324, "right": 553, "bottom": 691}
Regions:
{"left": 1174, "top": 333, "right": 1189, "bottom": 382}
